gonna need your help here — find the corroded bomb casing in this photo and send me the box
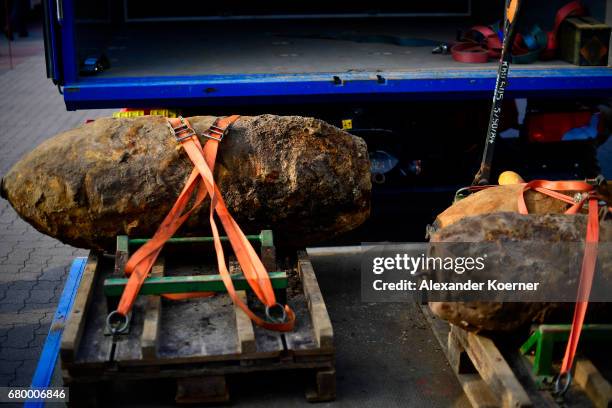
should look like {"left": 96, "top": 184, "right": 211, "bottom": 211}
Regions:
{"left": 1, "top": 114, "right": 371, "bottom": 251}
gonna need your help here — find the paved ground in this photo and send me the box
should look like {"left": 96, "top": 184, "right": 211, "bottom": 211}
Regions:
{"left": 0, "top": 25, "right": 112, "bottom": 388}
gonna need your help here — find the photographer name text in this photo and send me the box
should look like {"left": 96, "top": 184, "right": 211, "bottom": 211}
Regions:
{"left": 372, "top": 279, "right": 541, "bottom": 292}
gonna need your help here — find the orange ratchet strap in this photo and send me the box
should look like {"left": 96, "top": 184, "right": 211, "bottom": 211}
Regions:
{"left": 518, "top": 180, "right": 600, "bottom": 394}
{"left": 108, "top": 116, "right": 295, "bottom": 333}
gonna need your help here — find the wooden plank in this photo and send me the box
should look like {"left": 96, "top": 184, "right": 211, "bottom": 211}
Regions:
{"left": 420, "top": 306, "right": 498, "bottom": 408}
{"left": 60, "top": 253, "right": 99, "bottom": 364}
{"left": 175, "top": 376, "right": 230, "bottom": 404}
{"left": 233, "top": 255, "right": 283, "bottom": 360}
{"left": 114, "top": 257, "right": 256, "bottom": 365}
{"left": 305, "top": 368, "right": 336, "bottom": 402}
{"left": 155, "top": 264, "right": 244, "bottom": 363}
{"left": 71, "top": 261, "right": 115, "bottom": 368}
{"left": 451, "top": 324, "right": 532, "bottom": 408}
{"left": 574, "top": 359, "right": 612, "bottom": 408}
{"left": 230, "top": 259, "right": 256, "bottom": 354}
{"left": 111, "top": 297, "right": 145, "bottom": 364}
{"left": 448, "top": 329, "right": 476, "bottom": 375}
{"left": 234, "top": 291, "right": 257, "bottom": 354}
{"left": 251, "top": 313, "right": 285, "bottom": 358}
{"left": 283, "top": 290, "right": 320, "bottom": 356}
{"left": 141, "top": 258, "right": 164, "bottom": 360}
{"left": 447, "top": 332, "right": 498, "bottom": 408}
{"left": 461, "top": 377, "right": 500, "bottom": 408}
{"left": 297, "top": 252, "right": 333, "bottom": 350}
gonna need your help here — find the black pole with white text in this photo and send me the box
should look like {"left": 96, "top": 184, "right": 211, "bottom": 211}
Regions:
{"left": 472, "top": 0, "right": 522, "bottom": 186}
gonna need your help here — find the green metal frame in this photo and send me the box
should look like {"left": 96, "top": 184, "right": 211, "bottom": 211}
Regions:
{"left": 519, "top": 324, "right": 612, "bottom": 377}
{"left": 104, "top": 271, "right": 287, "bottom": 297}
{"left": 105, "top": 230, "right": 285, "bottom": 297}
{"left": 127, "top": 230, "right": 273, "bottom": 246}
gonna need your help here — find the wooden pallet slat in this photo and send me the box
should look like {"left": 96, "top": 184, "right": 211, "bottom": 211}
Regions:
{"left": 297, "top": 251, "right": 333, "bottom": 350}
{"left": 175, "top": 376, "right": 229, "bottom": 404}
{"left": 420, "top": 305, "right": 499, "bottom": 408}
{"left": 141, "top": 258, "right": 164, "bottom": 360}
{"left": 451, "top": 325, "right": 532, "bottom": 408}
{"left": 156, "top": 294, "right": 243, "bottom": 363}
{"left": 229, "top": 258, "right": 257, "bottom": 355}
{"left": 234, "top": 291, "right": 257, "bottom": 354}
{"left": 283, "top": 290, "right": 320, "bottom": 357}
{"left": 574, "top": 359, "right": 612, "bottom": 408}
{"left": 306, "top": 368, "right": 337, "bottom": 402}
{"left": 71, "top": 269, "right": 115, "bottom": 368}
{"left": 448, "top": 328, "right": 475, "bottom": 374}
{"left": 60, "top": 253, "right": 99, "bottom": 364}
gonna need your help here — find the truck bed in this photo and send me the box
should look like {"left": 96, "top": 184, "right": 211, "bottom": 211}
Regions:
{"left": 79, "top": 20, "right": 578, "bottom": 78}
{"left": 58, "top": 9, "right": 612, "bottom": 109}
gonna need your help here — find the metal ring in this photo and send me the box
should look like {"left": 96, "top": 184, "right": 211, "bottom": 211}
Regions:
{"left": 372, "top": 173, "right": 386, "bottom": 184}
{"left": 265, "top": 303, "right": 287, "bottom": 324}
{"left": 554, "top": 371, "right": 572, "bottom": 396}
{"left": 106, "top": 310, "right": 130, "bottom": 334}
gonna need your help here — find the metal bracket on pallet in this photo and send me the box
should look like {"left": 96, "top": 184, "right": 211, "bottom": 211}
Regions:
{"left": 519, "top": 324, "right": 612, "bottom": 381}
{"left": 104, "top": 230, "right": 286, "bottom": 335}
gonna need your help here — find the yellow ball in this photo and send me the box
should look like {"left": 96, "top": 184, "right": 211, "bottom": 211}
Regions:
{"left": 498, "top": 170, "right": 525, "bottom": 185}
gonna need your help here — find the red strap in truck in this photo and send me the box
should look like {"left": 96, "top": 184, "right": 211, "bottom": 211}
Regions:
{"left": 452, "top": 0, "right": 585, "bottom": 63}
{"left": 451, "top": 26, "right": 501, "bottom": 63}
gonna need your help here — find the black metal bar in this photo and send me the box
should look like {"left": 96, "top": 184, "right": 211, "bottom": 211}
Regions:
{"left": 473, "top": 0, "right": 522, "bottom": 186}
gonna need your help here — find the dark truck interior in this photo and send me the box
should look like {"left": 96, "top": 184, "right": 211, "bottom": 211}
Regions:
{"left": 73, "top": 0, "right": 606, "bottom": 78}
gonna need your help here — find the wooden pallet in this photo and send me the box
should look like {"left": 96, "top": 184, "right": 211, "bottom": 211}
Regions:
{"left": 421, "top": 305, "right": 612, "bottom": 408}
{"left": 60, "top": 251, "right": 335, "bottom": 404}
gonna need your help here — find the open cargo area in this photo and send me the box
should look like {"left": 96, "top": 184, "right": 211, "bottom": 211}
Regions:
{"left": 76, "top": 20, "right": 584, "bottom": 77}
{"left": 50, "top": 0, "right": 612, "bottom": 109}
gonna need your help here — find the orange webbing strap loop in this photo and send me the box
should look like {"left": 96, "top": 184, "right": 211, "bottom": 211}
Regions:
{"left": 518, "top": 180, "right": 600, "bottom": 390}
{"left": 559, "top": 197, "right": 598, "bottom": 368}
{"left": 517, "top": 180, "right": 594, "bottom": 215}
{"left": 113, "top": 116, "right": 295, "bottom": 332}
{"left": 114, "top": 116, "right": 237, "bottom": 316}
{"left": 175, "top": 118, "right": 295, "bottom": 331}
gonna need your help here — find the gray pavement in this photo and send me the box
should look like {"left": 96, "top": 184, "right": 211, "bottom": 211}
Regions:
{"left": 0, "top": 27, "right": 112, "bottom": 388}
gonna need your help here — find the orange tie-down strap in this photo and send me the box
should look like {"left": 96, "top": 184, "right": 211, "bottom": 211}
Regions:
{"left": 518, "top": 180, "right": 603, "bottom": 393}
{"left": 110, "top": 116, "right": 295, "bottom": 332}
